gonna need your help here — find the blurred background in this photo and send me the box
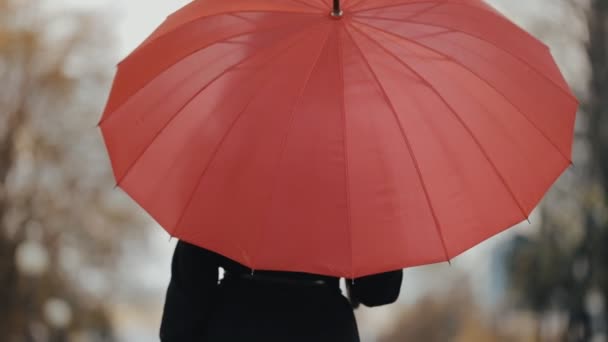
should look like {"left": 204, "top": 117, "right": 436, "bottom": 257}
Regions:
{"left": 0, "top": 0, "right": 605, "bottom": 341}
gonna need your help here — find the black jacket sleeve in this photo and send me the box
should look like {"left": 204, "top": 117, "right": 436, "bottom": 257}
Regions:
{"left": 347, "top": 270, "right": 403, "bottom": 307}
{"left": 160, "top": 241, "right": 219, "bottom": 342}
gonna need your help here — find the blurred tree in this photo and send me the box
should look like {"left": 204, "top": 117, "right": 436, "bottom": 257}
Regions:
{"left": 504, "top": 0, "right": 608, "bottom": 341}
{"left": 0, "top": 0, "right": 148, "bottom": 340}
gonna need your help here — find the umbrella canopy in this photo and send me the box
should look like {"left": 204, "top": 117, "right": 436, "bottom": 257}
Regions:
{"left": 99, "top": 0, "right": 578, "bottom": 278}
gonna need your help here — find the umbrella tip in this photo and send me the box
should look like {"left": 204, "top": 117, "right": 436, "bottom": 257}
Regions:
{"left": 331, "top": 0, "right": 343, "bottom": 18}
{"left": 330, "top": 10, "right": 344, "bottom": 18}
{"left": 113, "top": 183, "right": 120, "bottom": 189}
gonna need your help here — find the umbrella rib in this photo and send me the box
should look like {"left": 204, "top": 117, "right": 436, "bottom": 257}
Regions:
{"left": 336, "top": 25, "right": 355, "bottom": 279}
{"left": 254, "top": 25, "right": 333, "bottom": 266}
{"left": 135, "top": 10, "right": 321, "bottom": 51}
{"left": 169, "top": 77, "right": 270, "bottom": 238}
{"left": 171, "top": 22, "right": 330, "bottom": 238}
{"left": 343, "top": 23, "right": 452, "bottom": 263}
{"left": 289, "top": 0, "right": 326, "bottom": 11}
{"left": 351, "top": 0, "right": 569, "bottom": 81}
{"left": 351, "top": 15, "right": 578, "bottom": 103}
{"left": 318, "top": 0, "right": 332, "bottom": 8}
{"left": 423, "top": 32, "right": 575, "bottom": 163}
{"left": 352, "top": 0, "right": 500, "bottom": 20}
{"left": 111, "top": 21, "right": 323, "bottom": 187}
{"left": 349, "top": 0, "right": 446, "bottom": 13}
{"left": 103, "top": 43, "right": 240, "bottom": 127}
{"left": 228, "top": 13, "right": 262, "bottom": 26}
{"left": 352, "top": 19, "right": 573, "bottom": 164}
{"left": 103, "top": 18, "right": 317, "bottom": 124}
{"left": 349, "top": 22, "right": 531, "bottom": 222}
{"left": 428, "top": 0, "right": 552, "bottom": 51}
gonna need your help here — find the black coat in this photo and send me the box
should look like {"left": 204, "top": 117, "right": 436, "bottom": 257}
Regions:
{"left": 160, "top": 241, "right": 403, "bottom": 342}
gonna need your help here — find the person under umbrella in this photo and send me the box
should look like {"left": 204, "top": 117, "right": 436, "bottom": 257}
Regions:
{"left": 160, "top": 241, "right": 402, "bottom": 341}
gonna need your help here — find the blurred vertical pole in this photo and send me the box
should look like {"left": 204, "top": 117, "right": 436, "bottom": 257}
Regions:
{"left": 587, "top": 0, "right": 608, "bottom": 187}
{"left": 576, "top": 0, "right": 608, "bottom": 340}
{"left": 0, "top": 104, "right": 21, "bottom": 218}
{"left": 0, "top": 72, "right": 27, "bottom": 342}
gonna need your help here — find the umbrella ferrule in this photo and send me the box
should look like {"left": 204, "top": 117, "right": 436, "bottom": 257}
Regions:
{"left": 332, "top": 0, "right": 343, "bottom": 18}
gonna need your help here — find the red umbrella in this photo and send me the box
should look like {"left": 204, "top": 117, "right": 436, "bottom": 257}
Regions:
{"left": 99, "top": 0, "right": 578, "bottom": 278}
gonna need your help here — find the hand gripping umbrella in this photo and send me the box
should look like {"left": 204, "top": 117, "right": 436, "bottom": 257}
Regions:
{"left": 99, "top": 0, "right": 578, "bottom": 278}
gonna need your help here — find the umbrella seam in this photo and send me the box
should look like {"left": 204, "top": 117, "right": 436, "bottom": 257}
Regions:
{"left": 134, "top": 10, "right": 322, "bottom": 52}
{"left": 349, "top": 22, "right": 530, "bottom": 222}
{"left": 110, "top": 20, "right": 324, "bottom": 187}
{"left": 353, "top": 19, "right": 572, "bottom": 163}
{"left": 351, "top": 0, "right": 499, "bottom": 22}
{"left": 137, "top": 52, "right": 303, "bottom": 226}
{"left": 290, "top": 0, "right": 326, "bottom": 11}
{"left": 228, "top": 13, "right": 263, "bottom": 26}
{"left": 102, "top": 17, "right": 319, "bottom": 124}
{"left": 348, "top": 0, "right": 448, "bottom": 13}
{"left": 351, "top": 19, "right": 574, "bottom": 165}
{"left": 351, "top": 1, "right": 448, "bottom": 12}
{"left": 351, "top": 0, "right": 561, "bottom": 73}
{"left": 343, "top": 23, "right": 452, "bottom": 263}
{"left": 318, "top": 0, "right": 332, "bottom": 8}
{"left": 336, "top": 24, "right": 355, "bottom": 279}
{"left": 429, "top": 30, "right": 575, "bottom": 164}
{"left": 103, "top": 41, "right": 242, "bottom": 140}
{"left": 351, "top": 15, "right": 578, "bottom": 104}
{"left": 167, "top": 21, "right": 328, "bottom": 238}
{"left": 254, "top": 24, "right": 333, "bottom": 272}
